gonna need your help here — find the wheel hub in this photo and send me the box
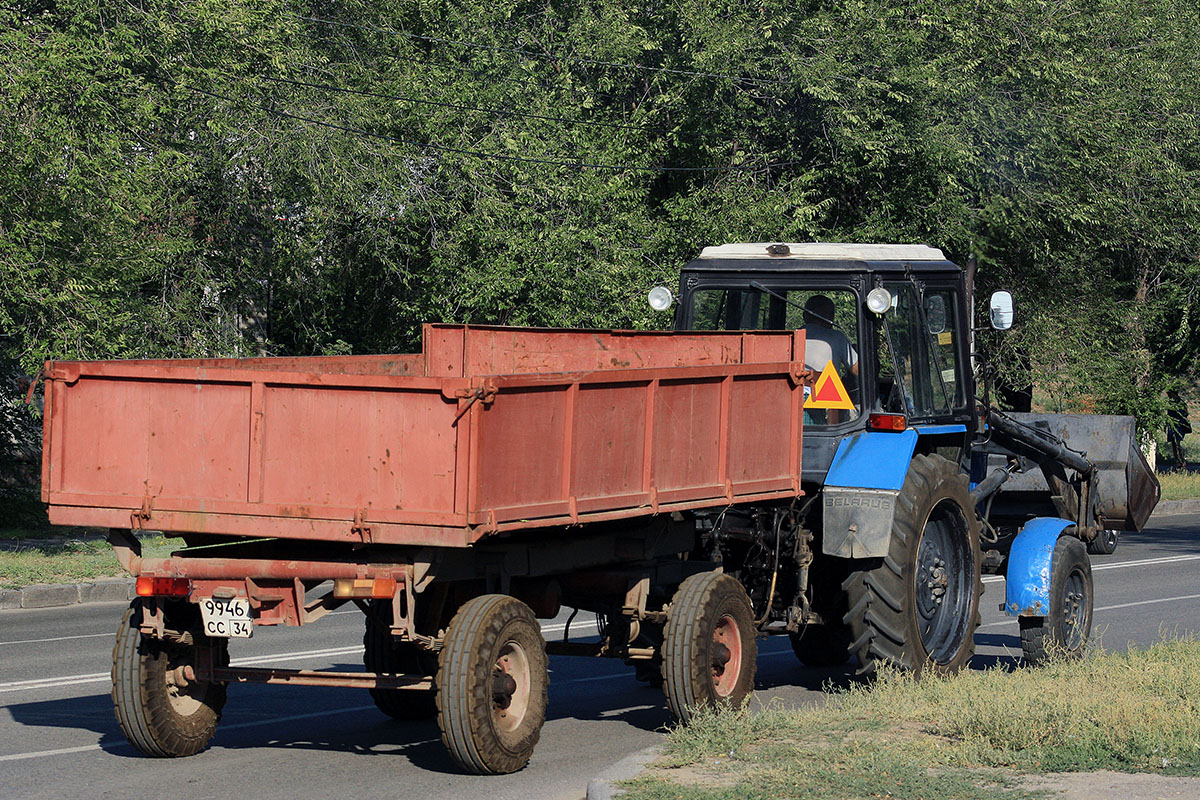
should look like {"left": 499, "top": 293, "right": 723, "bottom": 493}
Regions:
{"left": 914, "top": 508, "right": 974, "bottom": 663}
{"left": 710, "top": 615, "right": 742, "bottom": 698}
{"left": 491, "top": 641, "right": 531, "bottom": 733}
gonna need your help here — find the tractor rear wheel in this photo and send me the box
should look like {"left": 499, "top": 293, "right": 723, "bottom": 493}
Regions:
{"left": 662, "top": 572, "right": 757, "bottom": 723}
{"left": 843, "top": 454, "right": 983, "bottom": 676}
{"left": 1020, "top": 536, "right": 1093, "bottom": 665}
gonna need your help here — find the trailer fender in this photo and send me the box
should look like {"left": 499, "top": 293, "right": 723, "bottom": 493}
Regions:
{"left": 1003, "top": 517, "right": 1074, "bottom": 616}
{"left": 821, "top": 430, "right": 918, "bottom": 558}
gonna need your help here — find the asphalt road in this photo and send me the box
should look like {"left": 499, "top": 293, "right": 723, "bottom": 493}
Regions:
{"left": 2, "top": 512, "right": 1198, "bottom": 800}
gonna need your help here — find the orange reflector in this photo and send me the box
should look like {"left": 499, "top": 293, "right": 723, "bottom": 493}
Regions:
{"left": 136, "top": 576, "right": 191, "bottom": 597}
{"left": 868, "top": 413, "right": 908, "bottom": 432}
{"left": 333, "top": 578, "right": 397, "bottom": 599}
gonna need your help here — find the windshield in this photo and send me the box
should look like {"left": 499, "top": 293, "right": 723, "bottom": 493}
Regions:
{"left": 879, "top": 284, "right": 963, "bottom": 418}
{"left": 688, "top": 286, "right": 861, "bottom": 426}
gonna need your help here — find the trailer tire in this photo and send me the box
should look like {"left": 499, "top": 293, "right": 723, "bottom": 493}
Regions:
{"left": 363, "top": 599, "right": 438, "bottom": 720}
{"left": 843, "top": 454, "right": 983, "bottom": 676}
{"left": 1087, "top": 529, "right": 1120, "bottom": 555}
{"left": 112, "top": 601, "right": 227, "bottom": 757}
{"left": 1020, "top": 536, "right": 1093, "bottom": 666}
{"left": 662, "top": 572, "right": 757, "bottom": 723}
{"left": 437, "top": 595, "right": 548, "bottom": 775}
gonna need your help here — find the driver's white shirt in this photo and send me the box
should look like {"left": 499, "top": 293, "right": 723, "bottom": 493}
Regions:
{"left": 802, "top": 324, "right": 858, "bottom": 374}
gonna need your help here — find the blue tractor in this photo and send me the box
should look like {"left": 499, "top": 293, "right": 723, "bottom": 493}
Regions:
{"left": 653, "top": 242, "right": 1160, "bottom": 675}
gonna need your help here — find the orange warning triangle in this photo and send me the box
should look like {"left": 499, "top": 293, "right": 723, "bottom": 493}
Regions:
{"left": 805, "top": 361, "right": 855, "bottom": 410}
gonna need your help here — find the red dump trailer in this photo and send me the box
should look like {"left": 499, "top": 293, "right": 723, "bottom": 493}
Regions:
{"left": 42, "top": 325, "right": 809, "bottom": 773}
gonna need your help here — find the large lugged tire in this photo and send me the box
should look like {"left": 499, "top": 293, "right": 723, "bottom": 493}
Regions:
{"left": 364, "top": 599, "right": 438, "bottom": 720}
{"left": 662, "top": 572, "right": 757, "bottom": 723}
{"left": 112, "top": 601, "right": 227, "bottom": 757}
{"left": 843, "top": 454, "right": 983, "bottom": 676}
{"left": 1020, "top": 536, "right": 1093, "bottom": 666}
{"left": 437, "top": 595, "right": 548, "bottom": 775}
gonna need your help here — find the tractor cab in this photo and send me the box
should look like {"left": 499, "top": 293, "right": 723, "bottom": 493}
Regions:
{"left": 664, "top": 243, "right": 984, "bottom": 485}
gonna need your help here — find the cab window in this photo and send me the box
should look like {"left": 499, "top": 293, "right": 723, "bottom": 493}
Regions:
{"left": 687, "top": 286, "right": 861, "bottom": 426}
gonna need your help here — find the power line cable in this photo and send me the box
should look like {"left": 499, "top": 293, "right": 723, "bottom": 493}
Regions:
{"left": 298, "top": 14, "right": 783, "bottom": 86}
{"left": 260, "top": 74, "right": 655, "bottom": 132}
{"left": 187, "top": 85, "right": 797, "bottom": 174}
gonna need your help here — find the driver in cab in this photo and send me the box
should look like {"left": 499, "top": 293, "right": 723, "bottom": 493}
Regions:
{"left": 801, "top": 294, "right": 858, "bottom": 423}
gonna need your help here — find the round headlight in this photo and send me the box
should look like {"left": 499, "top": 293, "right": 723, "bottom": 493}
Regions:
{"left": 647, "top": 286, "right": 675, "bottom": 311}
{"left": 866, "top": 287, "right": 893, "bottom": 315}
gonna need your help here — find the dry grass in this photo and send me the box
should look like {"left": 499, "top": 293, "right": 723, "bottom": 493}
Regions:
{"left": 1159, "top": 469, "right": 1200, "bottom": 502}
{"left": 625, "top": 638, "right": 1200, "bottom": 800}
{"left": 0, "top": 533, "right": 175, "bottom": 588}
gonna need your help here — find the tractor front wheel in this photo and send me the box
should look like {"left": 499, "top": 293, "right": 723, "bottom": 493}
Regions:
{"left": 1020, "top": 536, "right": 1093, "bottom": 665}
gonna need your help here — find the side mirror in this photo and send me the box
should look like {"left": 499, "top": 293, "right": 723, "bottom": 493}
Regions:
{"left": 989, "top": 291, "right": 1014, "bottom": 330}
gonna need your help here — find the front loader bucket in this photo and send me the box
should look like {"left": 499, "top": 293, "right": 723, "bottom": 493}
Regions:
{"left": 997, "top": 413, "right": 1160, "bottom": 531}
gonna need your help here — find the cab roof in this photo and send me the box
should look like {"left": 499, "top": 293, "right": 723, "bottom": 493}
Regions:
{"left": 688, "top": 242, "right": 959, "bottom": 273}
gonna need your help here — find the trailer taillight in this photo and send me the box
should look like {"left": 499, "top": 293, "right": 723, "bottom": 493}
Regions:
{"left": 333, "top": 578, "right": 398, "bottom": 599}
{"left": 136, "top": 576, "right": 192, "bottom": 597}
{"left": 868, "top": 413, "right": 908, "bottom": 432}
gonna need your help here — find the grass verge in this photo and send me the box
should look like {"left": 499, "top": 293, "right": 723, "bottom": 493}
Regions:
{"left": 0, "top": 532, "right": 175, "bottom": 588}
{"left": 1159, "top": 469, "right": 1200, "bottom": 502}
{"left": 624, "top": 638, "right": 1200, "bottom": 800}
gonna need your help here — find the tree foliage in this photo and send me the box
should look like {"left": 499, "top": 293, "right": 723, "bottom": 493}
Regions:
{"left": 0, "top": 0, "right": 1197, "bottom": 434}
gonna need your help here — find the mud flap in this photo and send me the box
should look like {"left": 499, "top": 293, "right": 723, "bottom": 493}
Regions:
{"left": 1004, "top": 517, "right": 1074, "bottom": 616}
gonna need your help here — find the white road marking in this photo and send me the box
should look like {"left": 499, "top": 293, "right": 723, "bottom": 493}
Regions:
{"left": 980, "top": 592, "right": 1200, "bottom": 628}
{"left": 981, "top": 552, "right": 1200, "bottom": 585}
{"left": 0, "top": 744, "right": 107, "bottom": 763}
{"left": 0, "top": 622, "right": 597, "bottom": 694}
{"left": 0, "top": 632, "right": 112, "bottom": 647}
{"left": 0, "top": 704, "right": 381, "bottom": 763}
{"left": 1092, "top": 554, "right": 1200, "bottom": 572}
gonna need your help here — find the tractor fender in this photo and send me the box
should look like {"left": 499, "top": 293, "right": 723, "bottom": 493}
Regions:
{"left": 821, "top": 430, "right": 918, "bottom": 558}
{"left": 1003, "top": 517, "right": 1074, "bottom": 616}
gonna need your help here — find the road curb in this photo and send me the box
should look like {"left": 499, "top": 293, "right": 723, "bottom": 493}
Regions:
{"left": 586, "top": 745, "right": 662, "bottom": 800}
{"left": 0, "top": 578, "right": 134, "bottom": 610}
{"left": 1151, "top": 499, "right": 1200, "bottom": 516}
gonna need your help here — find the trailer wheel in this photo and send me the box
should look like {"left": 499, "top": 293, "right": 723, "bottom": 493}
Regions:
{"left": 1087, "top": 529, "right": 1120, "bottom": 555}
{"left": 112, "top": 601, "right": 227, "bottom": 757}
{"left": 843, "top": 454, "right": 983, "bottom": 676}
{"left": 437, "top": 595, "right": 548, "bottom": 775}
{"left": 363, "top": 599, "right": 438, "bottom": 720}
{"left": 1020, "top": 536, "right": 1093, "bottom": 666}
{"left": 662, "top": 572, "right": 757, "bottom": 723}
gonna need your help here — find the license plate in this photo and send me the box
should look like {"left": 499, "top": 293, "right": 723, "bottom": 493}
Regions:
{"left": 198, "top": 596, "right": 253, "bottom": 638}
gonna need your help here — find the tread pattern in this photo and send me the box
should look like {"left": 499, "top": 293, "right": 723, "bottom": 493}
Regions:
{"left": 842, "top": 454, "right": 983, "bottom": 676}
{"left": 662, "top": 572, "right": 757, "bottom": 723}
{"left": 436, "top": 595, "right": 548, "bottom": 775}
{"left": 111, "top": 602, "right": 226, "bottom": 757}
